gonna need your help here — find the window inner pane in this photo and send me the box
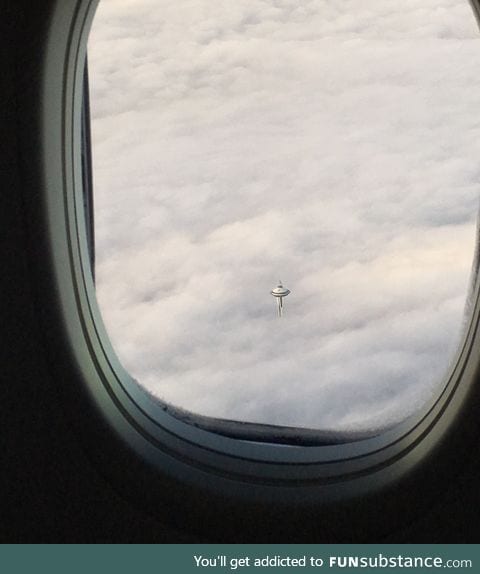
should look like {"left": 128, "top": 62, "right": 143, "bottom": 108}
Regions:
{"left": 89, "top": 0, "right": 480, "bottom": 434}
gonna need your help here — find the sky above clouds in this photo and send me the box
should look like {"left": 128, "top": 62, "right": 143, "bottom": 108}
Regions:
{"left": 88, "top": 0, "right": 480, "bottom": 433}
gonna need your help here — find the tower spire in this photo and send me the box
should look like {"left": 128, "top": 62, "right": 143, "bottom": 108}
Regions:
{"left": 270, "top": 281, "right": 290, "bottom": 317}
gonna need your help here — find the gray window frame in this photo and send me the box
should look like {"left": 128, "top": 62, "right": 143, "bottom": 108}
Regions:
{"left": 24, "top": 0, "right": 480, "bottom": 539}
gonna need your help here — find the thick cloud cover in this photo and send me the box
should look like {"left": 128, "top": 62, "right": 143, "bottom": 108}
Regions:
{"left": 88, "top": 0, "right": 480, "bottom": 433}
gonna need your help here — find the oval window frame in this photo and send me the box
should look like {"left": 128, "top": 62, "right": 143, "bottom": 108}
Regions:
{"left": 30, "top": 0, "right": 480, "bottom": 539}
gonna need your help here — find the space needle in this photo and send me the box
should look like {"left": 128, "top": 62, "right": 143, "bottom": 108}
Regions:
{"left": 271, "top": 281, "right": 290, "bottom": 317}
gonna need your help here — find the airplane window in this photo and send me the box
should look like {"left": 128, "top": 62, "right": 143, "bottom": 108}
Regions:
{"left": 88, "top": 0, "right": 480, "bottom": 438}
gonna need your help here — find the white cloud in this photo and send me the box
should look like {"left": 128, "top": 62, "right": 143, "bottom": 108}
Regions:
{"left": 88, "top": 0, "right": 480, "bottom": 433}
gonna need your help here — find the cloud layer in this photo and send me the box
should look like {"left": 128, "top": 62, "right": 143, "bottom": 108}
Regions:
{"left": 88, "top": 0, "right": 480, "bottom": 433}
